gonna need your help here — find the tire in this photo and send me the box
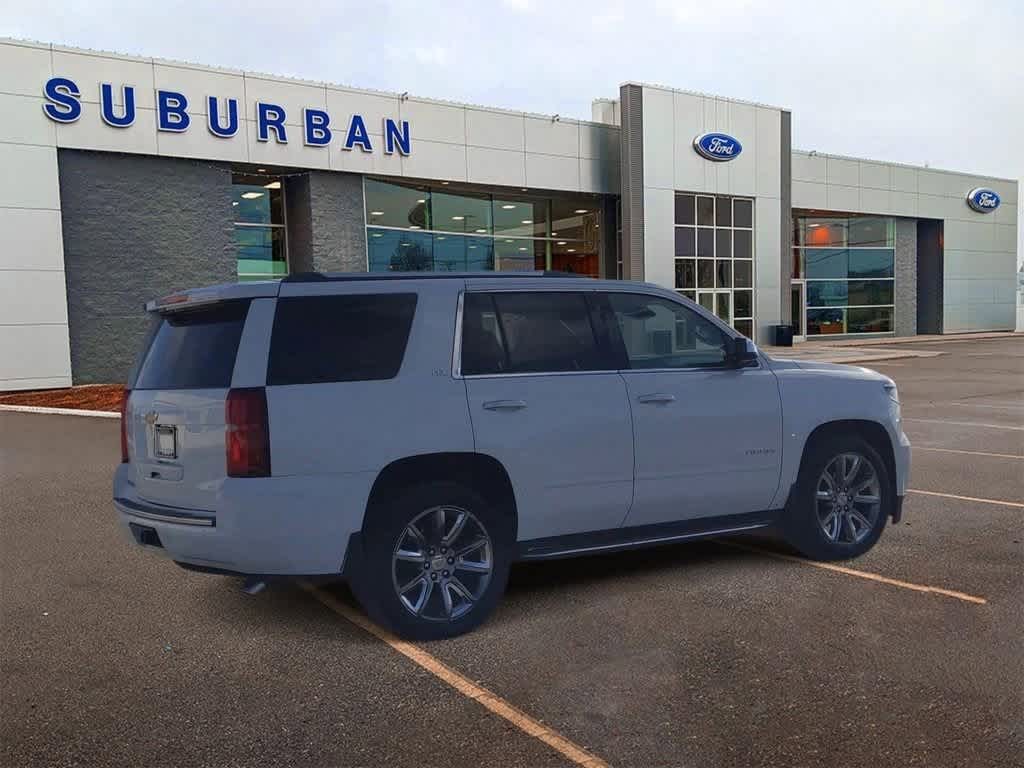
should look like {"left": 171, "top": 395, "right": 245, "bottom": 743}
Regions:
{"left": 783, "top": 433, "right": 893, "bottom": 561}
{"left": 349, "top": 481, "right": 513, "bottom": 640}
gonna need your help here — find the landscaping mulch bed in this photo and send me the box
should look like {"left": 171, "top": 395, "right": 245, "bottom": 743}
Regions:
{"left": 0, "top": 384, "right": 124, "bottom": 412}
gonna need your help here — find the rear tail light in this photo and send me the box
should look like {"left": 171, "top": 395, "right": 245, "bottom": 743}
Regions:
{"left": 225, "top": 387, "right": 271, "bottom": 478}
{"left": 120, "top": 389, "right": 131, "bottom": 463}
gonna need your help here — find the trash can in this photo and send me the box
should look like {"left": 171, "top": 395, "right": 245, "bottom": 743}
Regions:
{"left": 772, "top": 324, "right": 794, "bottom": 347}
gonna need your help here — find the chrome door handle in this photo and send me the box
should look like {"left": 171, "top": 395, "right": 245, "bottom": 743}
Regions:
{"left": 482, "top": 399, "right": 528, "bottom": 411}
{"left": 637, "top": 393, "right": 676, "bottom": 404}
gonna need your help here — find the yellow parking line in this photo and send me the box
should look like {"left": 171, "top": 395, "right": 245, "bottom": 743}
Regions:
{"left": 721, "top": 542, "right": 987, "bottom": 605}
{"left": 300, "top": 582, "right": 610, "bottom": 768}
{"left": 908, "top": 488, "right": 1024, "bottom": 509}
{"left": 914, "top": 446, "right": 1022, "bottom": 460}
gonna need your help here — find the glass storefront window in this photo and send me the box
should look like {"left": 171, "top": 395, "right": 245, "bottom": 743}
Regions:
{"left": 364, "top": 179, "right": 430, "bottom": 229}
{"left": 673, "top": 192, "right": 755, "bottom": 335}
{"left": 794, "top": 213, "right": 896, "bottom": 336}
{"left": 233, "top": 173, "right": 287, "bottom": 281}
{"left": 364, "top": 179, "right": 602, "bottom": 277}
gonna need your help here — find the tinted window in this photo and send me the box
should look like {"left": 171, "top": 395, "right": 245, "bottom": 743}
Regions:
{"left": 268, "top": 294, "right": 417, "bottom": 385}
{"left": 134, "top": 301, "right": 250, "bottom": 390}
{"left": 461, "top": 292, "right": 603, "bottom": 375}
{"left": 608, "top": 293, "right": 730, "bottom": 369}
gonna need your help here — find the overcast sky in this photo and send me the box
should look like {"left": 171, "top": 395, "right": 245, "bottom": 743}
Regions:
{"left": 3, "top": 0, "right": 1021, "bottom": 262}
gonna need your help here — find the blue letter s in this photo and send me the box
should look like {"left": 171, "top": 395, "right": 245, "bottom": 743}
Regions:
{"left": 42, "top": 77, "right": 82, "bottom": 123}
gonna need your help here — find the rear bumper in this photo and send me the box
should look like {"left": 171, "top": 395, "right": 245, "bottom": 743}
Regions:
{"left": 112, "top": 463, "right": 374, "bottom": 576}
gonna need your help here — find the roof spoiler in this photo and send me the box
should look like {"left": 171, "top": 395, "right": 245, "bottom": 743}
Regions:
{"left": 145, "top": 281, "right": 281, "bottom": 313}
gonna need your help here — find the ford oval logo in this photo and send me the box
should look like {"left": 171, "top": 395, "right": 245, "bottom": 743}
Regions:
{"left": 693, "top": 132, "right": 743, "bottom": 162}
{"left": 966, "top": 187, "right": 1000, "bottom": 213}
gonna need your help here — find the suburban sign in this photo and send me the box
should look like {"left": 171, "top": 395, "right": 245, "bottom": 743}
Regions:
{"left": 966, "top": 187, "right": 1000, "bottom": 213}
{"left": 693, "top": 132, "right": 743, "bottom": 162}
{"left": 41, "top": 76, "right": 412, "bottom": 155}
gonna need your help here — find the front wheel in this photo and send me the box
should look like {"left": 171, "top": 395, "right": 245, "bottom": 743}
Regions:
{"left": 783, "top": 434, "right": 893, "bottom": 561}
{"left": 350, "top": 481, "right": 512, "bottom": 640}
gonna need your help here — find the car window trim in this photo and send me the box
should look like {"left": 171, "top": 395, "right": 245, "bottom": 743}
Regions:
{"left": 453, "top": 289, "right": 621, "bottom": 379}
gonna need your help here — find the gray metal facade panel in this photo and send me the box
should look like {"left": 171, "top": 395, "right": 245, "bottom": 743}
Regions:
{"left": 894, "top": 218, "right": 918, "bottom": 336}
{"left": 619, "top": 84, "right": 644, "bottom": 280}
{"left": 57, "top": 150, "right": 236, "bottom": 384}
{"left": 780, "top": 110, "right": 793, "bottom": 324}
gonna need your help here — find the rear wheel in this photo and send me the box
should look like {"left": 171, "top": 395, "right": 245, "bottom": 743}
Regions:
{"left": 350, "top": 481, "right": 512, "bottom": 640}
{"left": 783, "top": 434, "right": 892, "bottom": 561}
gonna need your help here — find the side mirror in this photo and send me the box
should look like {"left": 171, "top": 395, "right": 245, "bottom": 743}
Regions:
{"left": 729, "top": 336, "right": 758, "bottom": 367}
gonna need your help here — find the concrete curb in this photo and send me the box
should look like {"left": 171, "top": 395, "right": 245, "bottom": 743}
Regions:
{"left": 0, "top": 404, "right": 120, "bottom": 419}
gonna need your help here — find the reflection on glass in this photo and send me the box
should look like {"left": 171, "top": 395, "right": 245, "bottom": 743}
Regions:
{"left": 716, "top": 229, "right": 731, "bottom": 259}
{"left": 697, "top": 197, "right": 714, "bottom": 226}
{"left": 675, "top": 259, "right": 696, "bottom": 289}
{"left": 807, "top": 308, "right": 845, "bottom": 335}
{"left": 715, "top": 293, "right": 731, "bottom": 323}
{"left": 804, "top": 249, "right": 895, "bottom": 280}
{"left": 848, "top": 217, "right": 893, "bottom": 247}
{"left": 716, "top": 197, "right": 731, "bottom": 227}
{"left": 734, "top": 260, "right": 752, "bottom": 288}
{"left": 734, "top": 319, "right": 753, "bottom": 339}
{"left": 494, "top": 196, "right": 547, "bottom": 238}
{"left": 734, "top": 229, "right": 752, "bottom": 259}
{"left": 734, "top": 290, "right": 752, "bottom": 318}
{"left": 433, "top": 190, "right": 492, "bottom": 234}
{"left": 848, "top": 307, "right": 893, "bottom": 333}
{"left": 733, "top": 199, "right": 753, "bottom": 228}
{"left": 368, "top": 229, "right": 434, "bottom": 271}
{"left": 675, "top": 227, "right": 696, "bottom": 258}
{"left": 697, "top": 228, "right": 714, "bottom": 259}
{"left": 675, "top": 194, "right": 695, "bottom": 225}
{"left": 697, "top": 259, "right": 714, "bottom": 288}
{"left": 364, "top": 178, "right": 430, "bottom": 229}
{"left": 236, "top": 227, "right": 287, "bottom": 280}
{"left": 233, "top": 173, "right": 286, "bottom": 281}
{"left": 698, "top": 293, "right": 714, "bottom": 312}
{"left": 495, "top": 238, "right": 543, "bottom": 272}
{"left": 434, "top": 235, "right": 495, "bottom": 272}
{"left": 716, "top": 260, "right": 732, "bottom": 288}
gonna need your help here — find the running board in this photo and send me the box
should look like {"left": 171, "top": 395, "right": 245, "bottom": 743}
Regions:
{"left": 516, "top": 511, "right": 778, "bottom": 561}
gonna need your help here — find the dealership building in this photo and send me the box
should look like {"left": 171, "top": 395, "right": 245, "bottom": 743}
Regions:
{"left": 0, "top": 37, "right": 1019, "bottom": 390}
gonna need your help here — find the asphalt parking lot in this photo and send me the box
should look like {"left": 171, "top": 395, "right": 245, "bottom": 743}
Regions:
{"left": 2, "top": 337, "right": 1021, "bottom": 768}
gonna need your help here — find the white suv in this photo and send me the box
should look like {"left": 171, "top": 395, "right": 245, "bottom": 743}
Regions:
{"left": 114, "top": 273, "right": 910, "bottom": 639}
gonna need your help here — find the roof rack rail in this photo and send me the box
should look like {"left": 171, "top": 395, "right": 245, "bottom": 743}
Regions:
{"left": 281, "top": 270, "right": 584, "bottom": 283}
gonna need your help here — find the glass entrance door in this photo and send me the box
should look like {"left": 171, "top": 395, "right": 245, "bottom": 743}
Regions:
{"left": 790, "top": 281, "right": 806, "bottom": 342}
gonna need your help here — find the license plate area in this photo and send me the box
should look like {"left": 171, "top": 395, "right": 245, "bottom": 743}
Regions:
{"left": 154, "top": 424, "right": 177, "bottom": 459}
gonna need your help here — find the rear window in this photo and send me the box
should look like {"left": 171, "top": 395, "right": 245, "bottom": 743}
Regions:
{"left": 134, "top": 301, "right": 250, "bottom": 390}
{"left": 268, "top": 294, "right": 417, "bottom": 385}
{"left": 461, "top": 291, "right": 604, "bottom": 375}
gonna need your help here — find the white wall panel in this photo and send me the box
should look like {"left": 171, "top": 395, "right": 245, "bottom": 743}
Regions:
{"left": 891, "top": 166, "right": 917, "bottom": 193}
{"left": 792, "top": 179, "right": 827, "bottom": 209}
{"left": 159, "top": 117, "right": 251, "bottom": 163}
{"left": 641, "top": 188, "right": 674, "bottom": 289}
{"left": 154, "top": 63, "right": 245, "bottom": 117}
{"left": 579, "top": 123, "right": 615, "bottom": 159}
{"left": 671, "top": 91, "right": 706, "bottom": 192}
{"left": 0, "top": 270, "right": 69, "bottom": 324}
{"left": 641, "top": 87, "right": 674, "bottom": 191}
{"left": 0, "top": 93, "right": 56, "bottom": 146}
{"left": 826, "top": 184, "right": 859, "bottom": 211}
{"left": 826, "top": 157, "right": 859, "bottom": 187}
{"left": 400, "top": 138, "right": 467, "bottom": 182}
{"left": 0, "top": 143, "right": 59, "bottom": 209}
{"left": 337, "top": 139, "right": 403, "bottom": 175}
{"left": 466, "top": 146, "right": 525, "bottom": 187}
{"left": 0, "top": 324, "right": 72, "bottom": 386}
{"left": 858, "top": 187, "right": 891, "bottom": 214}
{"left": 399, "top": 100, "right": 466, "bottom": 145}
{"left": 0, "top": 40, "right": 52, "bottom": 96}
{"left": 0, "top": 208, "right": 64, "bottom": 270}
{"left": 326, "top": 88, "right": 403, "bottom": 135}
{"left": 52, "top": 48, "right": 157, "bottom": 109}
{"left": 524, "top": 117, "right": 578, "bottom": 157}
{"left": 791, "top": 152, "right": 826, "bottom": 183}
{"left": 466, "top": 109, "right": 524, "bottom": 152}
{"left": 754, "top": 107, "right": 780, "bottom": 199}
{"left": 243, "top": 75, "right": 326, "bottom": 127}
{"left": 859, "top": 162, "right": 891, "bottom": 190}
{"left": 55, "top": 103, "right": 159, "bottom": 155}
{"left": 525, "top": 153, "right": 579, "bottom": 191}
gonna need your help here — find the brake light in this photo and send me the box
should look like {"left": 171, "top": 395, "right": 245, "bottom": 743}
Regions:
{"left": 120, "top": 389, "right": 131, "bottom": 463}
{"left": 225, "top": 388, "right": 271, "bottom": 478}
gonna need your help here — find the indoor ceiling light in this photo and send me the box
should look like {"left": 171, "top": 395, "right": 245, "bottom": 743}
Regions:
{"left": 441, "top": 181, "right": 449, "bottom": 185}
{"left": 401, "top": 242, "right": 412, "bottom": 247}
{"left": 475, "top": 228, "right": 487, "bottom": 233}
{"left": 501, "top": 204, "right": 516, "bottom": 210}
{"left": 370, "top": 211, "right": 384, "bottom": 216}
{"left": 808, "top": 223, "right": 821, "bottom": 228}
{"left": 551, "top": 232, "right": 557, "bottom": 236}
{"left": 468, "top": 245, "right": 477, "bottom": 250}
{"left": 518, "top": 247, "right": 527, "bottom": 251}
{"left": 241, "top": 191, "right": 264, "bottom": 199}
{"left": 521, "top": 220, "right": 532, "bottom": 224}
{"left": 409, "top": 225, "right": 420, "bottom": 229}
{"left": 371, "top": 233, "right": 382, "bottom": 237}
{"left": 263, "top": 181, "right": 281, "bottom": 189}
{"left": 416, "top": 198, "right": 426, "bottom": 203}
{"left": 557, "top": 241, "right": 567, "bottom": 245}
{"left": 568, "top": 248, "right": 576, "bottom": 253}
{"left": 505, "top": 239, "right": 513, "bottom": 243}
{"left": 451, "top": 215, "right": 465, "bottom": 221}
{"left": 437, "top": 236, "right": 445, "bottom": 240}
{"left": 257, "top": 168, "right": 267, "bottom": 172}
{"left": 574, "top": 209, "right": 588, "bottom": 214}
{"left": 231, "top": 201, "right": 238, "bottom": 206}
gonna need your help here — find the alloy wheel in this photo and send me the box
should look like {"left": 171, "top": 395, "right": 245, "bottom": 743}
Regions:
{"left": 815, "top": 452, "right": 882, "bottom": 545}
